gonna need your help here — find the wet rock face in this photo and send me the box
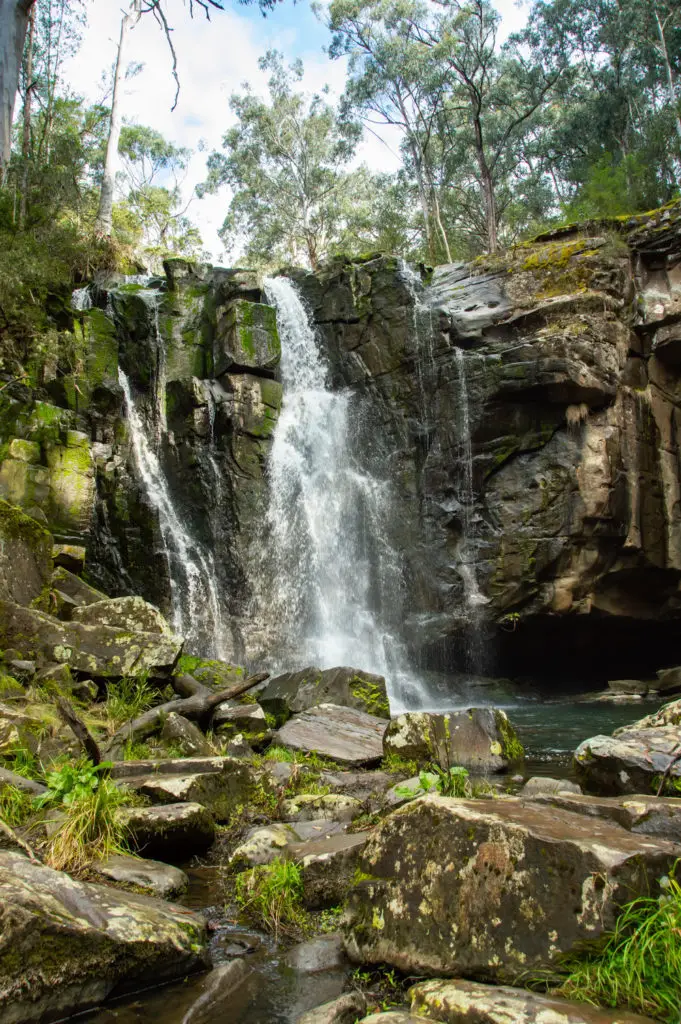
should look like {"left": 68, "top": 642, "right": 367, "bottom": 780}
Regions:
{"left": 296, "top": 211, "right": 681, "bottom": 679}
{"left": 0, "top": 499, "right": 53, "bottom": 608}
{"left": 383, "top": 708, "right": 523, "bottom": 771}
{"left": 342, "top": 793, "right": 679, "bottom": 981}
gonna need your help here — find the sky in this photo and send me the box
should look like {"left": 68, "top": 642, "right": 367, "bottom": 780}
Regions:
{"left": 63, "top": 0, "right": 529, "bottom": 261}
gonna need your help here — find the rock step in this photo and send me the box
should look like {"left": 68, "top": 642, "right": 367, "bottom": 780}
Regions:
{"left": 286, "top": 831, "right": 368, "bottom": 910}
{"left": 525, "top": 790, "right": 681, "bottom": 843}
{"left": 116, "top": 760, "right": 259, "bottom": 823}
{"left": 111, "top": 755, "right": 242, "bottom": 779}
{"left": 117, "top": 802, "right": 215, "bottom": 860}
{"left": 275, "top": 703, "right": 386, "bottom": 767}
{"left": 410, "top": 978, "right": 659, "bottom": 1023}
{"left": 90, "top": 853, "right": 188, "bottom": 899}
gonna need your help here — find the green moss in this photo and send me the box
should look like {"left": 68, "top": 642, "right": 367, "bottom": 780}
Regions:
{"left": 494, "top": 710, "right": 524, "bottom": 761}
{"left": 349, "top": 675, "right": 390, "bottom": 718}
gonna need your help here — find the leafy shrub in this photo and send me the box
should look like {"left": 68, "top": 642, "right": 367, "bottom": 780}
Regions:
{"left": 35, "top": 759, "right": 113, "bottom": 809}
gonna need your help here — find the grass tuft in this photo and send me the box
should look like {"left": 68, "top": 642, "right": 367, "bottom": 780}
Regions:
{"left": 558, "top": 863, "right": 681, "bottom": 1022}
{"left": 235, "top": 857, "right": 309, "bottom": 939}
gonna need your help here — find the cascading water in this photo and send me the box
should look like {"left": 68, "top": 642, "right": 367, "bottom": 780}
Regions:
{"left": 454, "top": 347, "right": 488, "bottom": 615}
{"left": 261, "top": 276, "right": 417, "bottom": 708}
{"left": 118, "top": 367, "right": 227, "bottom": 658}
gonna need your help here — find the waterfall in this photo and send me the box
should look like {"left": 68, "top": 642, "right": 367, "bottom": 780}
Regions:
{"left": 118, "top": 367, "right": 227, "bottom": 658}
{"left": 454, "top": 347, "right": 487, "bottom": 609}
{"left": 71, "top": 287, "right": 92, "bottom": 312}
{"left": 261, "top": 276, "right": 416, "bottom": 708}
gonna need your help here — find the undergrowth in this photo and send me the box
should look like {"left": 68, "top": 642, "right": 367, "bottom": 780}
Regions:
{"left": 235, "top": 857, "right": 309, "bottom": 939}
{"left": 558, "top": 864, "right": 681, "bottom": 1022}
{"left": 0, "top": 784, "right": 34, "bottom": 827}
{"left": 103, "top": 675, "right": 157, "bottom": 731}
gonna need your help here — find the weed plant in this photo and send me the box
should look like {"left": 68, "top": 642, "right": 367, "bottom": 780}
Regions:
{"left": 559, "top": 864, "right": 681, "bottom": 1022}
{"left": 235, "top": 857, "right": 309, "bottom": 939}
{"left": 104, "top": 675, "right": 156, "bottom": 731}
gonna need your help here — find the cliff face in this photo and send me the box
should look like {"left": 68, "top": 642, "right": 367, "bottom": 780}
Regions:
{"left": 1, "top": 202, "right": 680, "bottom": 683}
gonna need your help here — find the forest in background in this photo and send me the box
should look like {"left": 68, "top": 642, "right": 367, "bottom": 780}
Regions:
{"left": 0, "top": 0, "right": 679, "bottom": 375}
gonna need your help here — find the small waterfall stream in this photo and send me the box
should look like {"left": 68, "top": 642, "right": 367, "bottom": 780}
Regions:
{"left": 261, "top": 277, "right": 416, "bottom": 708}
{"left": 118, "top": 367, "right": 227, "bottom": 658}
{"left": 454, "top": 347, "right": 487, "bottom": 609}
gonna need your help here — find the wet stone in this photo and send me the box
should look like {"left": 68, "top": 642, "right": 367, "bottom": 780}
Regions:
{"left": 275, "top": 703, "right": 386, "bottom": 767}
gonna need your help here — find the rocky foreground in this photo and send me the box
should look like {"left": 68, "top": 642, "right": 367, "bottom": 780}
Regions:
{"left": 1, "top": 500, "right": 680, "bottom": 1023}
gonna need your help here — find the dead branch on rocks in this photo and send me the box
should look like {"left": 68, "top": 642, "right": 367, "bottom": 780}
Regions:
{"left": 55, "top": 696, "right": 102, "bottom": 766}
{"left": 105, "top": 671, "right": 269, "bottom": 755}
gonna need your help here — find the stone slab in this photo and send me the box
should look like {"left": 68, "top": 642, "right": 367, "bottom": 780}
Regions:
{"left": 275, "top": 703, "right": 386, "bottom": 766}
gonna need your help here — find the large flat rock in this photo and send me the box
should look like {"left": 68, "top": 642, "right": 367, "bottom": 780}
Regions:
{"left": 0, "top": 600, "right": 181, "bottom": 678}
{"left": 343, "top": 794, "right": 680, "bottom": 981}
{"left": 118, "top": 802, "right": 215, "bottom": 860}
{"left": 526, "top": 791, "right": 681, "bottom": 843}
{"left": 275, "top": 703, "right": 386, "bottom": 766}
{"left": 259, "top": 666, "right": 389, "bottom": 723}
{"left": 0, "top": 850, "right": 207, "bottom": 1022}
{"left": 287, "top": 831, "right": 368, "bottom": 909}
{"left": 575, "top": 726, "right": 681, "bottom": 794}
{"left": 410, "top": 978, "right": 659, "bottom": 1024}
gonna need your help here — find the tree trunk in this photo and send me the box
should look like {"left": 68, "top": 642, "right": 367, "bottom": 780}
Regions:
{"left": 18, "top": 1, "right": 34, "bottom": 228}
{"left": 0, "top": 0, "right": 35, "bottom": 185}
{"left": 481, "top": 168, "right": 498, "bottom": 254}
{"left": 654, "top": 11, "right": 681, "bottom": 150}
{"left": 95, "top": 3, "right": 139, "bottom": 237}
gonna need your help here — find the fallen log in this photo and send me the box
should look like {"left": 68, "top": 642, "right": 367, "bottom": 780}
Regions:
{"left": 55, "top": 696, "right": 103, "bottom": 766}
{"left": 105, "top": 671, "right": 269, "bottom": 755}
{"left": 170, "top": 674, "right": 211, "bottom": 700}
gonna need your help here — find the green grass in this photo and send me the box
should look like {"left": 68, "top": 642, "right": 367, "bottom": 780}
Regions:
{"left": 558, "top": 864, "right": 681, "bottom": 1022}
{"left": 381, "top": 752, "right": 419, "bottom": 776}
{"left": 44, "top": 777, "right": 129, "bottom": 873}
{"left": 0, "top": 784, "right": 34, "bottom": 827}
{"left": 235, "top": 857, "right": 309, "bottom": 939}
{"left": 103, "top": 675, "right": 157, "bottom": 731}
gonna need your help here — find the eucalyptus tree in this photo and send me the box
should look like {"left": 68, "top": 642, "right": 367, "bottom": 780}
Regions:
{"left": 201, "top": 51, "right": 363, "bottom": 269}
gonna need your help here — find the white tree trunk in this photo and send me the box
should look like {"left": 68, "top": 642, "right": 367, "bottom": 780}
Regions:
{"left": 95, "top": 3, "right": 139, "bottom": 236}
{"left": 0, "top": 0, "right": 35, "bottom": 184}
{"left": 654, "top": 11, "right": 681, "bottom": 150}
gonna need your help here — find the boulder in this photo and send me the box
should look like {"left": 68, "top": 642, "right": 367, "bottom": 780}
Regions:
{"left": 117, "top": 802, "right": 215, "bottom": 860}
{"left": 0, "top": 766, "right": 46, "bottom": 796}
{"left": 181, "top": 961, "right": 254, "bottom": 1024}
{"left": 0, "top": 850, "right": 208, "bottom": 1022}
{"left": 214, "top": 298, "right": 280, "bottom": 375}
{"left": 525, "top": 791, "right": 681, "bottom": 843}
{"left": 259, "top": 666, "right": 389, "bottom": 724}
{"left": 321, "top": 770, "right": 394, "bottom": 807}
{"left": 72, "top": 595, "right": 174, "bottom": 636}
{"left": 161, "top": 712, "right": 214, "bottom": 757}
{"left": 287, "top": 832, "right": 368, "bottom": 909}
{"left": 33, "top": 662, "right": 74, "bottom": 697}
{"left": 296, "top": 991, "right": 366, "bottom": 1024}
{"left": 280, "top": 794, "right": 363, "bottom": 823}
{"left": 173, "top": 656, "right": 247, "bottom": 691}
{"left": 52, "top": 543, "right": 86, "bottom": 573}
{"left": 285, "top": 934, "right": 346, "bottom": 974}
{"left": 383, "top": 709, "right": 523, "bottom": 772}
{"left": 90, "top": 853, "right": 189, "bottom": 899}
{"left": 110, "top": 755, "right": 244, "bottom": 780}
{"left": 0, "top": 599, "right": 182, "bottom": 678}
{"left": 0, "top": 499, "right": 53, "bottom": 607}
{"left": 276, "top": 704, "right": 387, "bottom": 767}
{"left": 521, "top": 776, "right": 582, "bottom": 797}
{"left": 51, "top": 566, "right": 106, "bottom": 608}
{"left": 212, "top": 702, "right": 271, "bottom": 748}
{"left": 343, "top": 794, "right": 679, "bottom": 981}
{"left": 230, "top": 823, "right": 299, "bottom": 868}
{"left": 574, "top": 727, "right": 681, "bottom": 795}
{"left": 409, "top": 979, "right": 658, "bottom": 1024}
{"left": 655, "top": 666, "right": 681, "bottom": 695}
{"left": 607, "top": 679, "right": 650, "bottom": 696}
{"left": 135, "top": 761, "right": 257, "bottom": 822}
{"left": 360, "top": 1016, "right": 432, "bottom": 1024}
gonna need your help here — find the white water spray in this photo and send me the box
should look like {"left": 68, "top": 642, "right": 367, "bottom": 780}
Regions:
{"left": 262, "top": 277, "right": 416, "bottom": 707}
{"left": 454, "top": 348, "right": 488, "bottom": 608}
{"left": 118, "top": 367, "right": 227, "bottom": 657}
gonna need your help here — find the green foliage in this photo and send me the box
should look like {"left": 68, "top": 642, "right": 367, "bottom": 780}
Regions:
{"left": 34, "top": 758, "right": 113, "bottom": 809}
{"left": 395, "top": 764, "right": 472, "bottom": 800}
{"left": 559, "top": 864, "right": 681, "bottom": 1022}
{"left": 381, "top": 751, "right": 419, "bottom": 775}
{"left": 0, "top": 784, "right": 34, "bottom": 827}
{"left": 235, "top": 857, "right": 309, "bottom": 938}
{"left": 103, "top": 675, "right": 157, "bottom": 731}
{"left": 318, "top": 905, "right": 343, "bottom": 932}
{"left": 43, "top": 775, "right": 128, "bottom": 873}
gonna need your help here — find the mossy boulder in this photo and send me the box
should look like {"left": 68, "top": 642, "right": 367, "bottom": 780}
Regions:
{"left": 343, "top": 794, "right": 680, "bottom": 981}
{"left": 214, "top": 299, "right": 280, "bottom": 374}
{"left": 383, "top": 708, "right": 523, "bottom": 772}
{"left": 0, "top": 499, "right": 53, "bottom": 607}
{"left": 259, "top": 666, "right": 390, "bottom": 725}
{"left": 71, "top": 596, "right": 174, "bottom": 637}
{"left": 0, "top": 849, "right": 208, "bottom": 1022}
{"left": 117, "top": 802, "right": 216, "bottom": 860}
{"left": 0, "top": 599, "right": 182, "bottom": 678}
{"left": 173, "top": 655, "right": 246, "bottom": 691}
{"left": 45, "top": 430, "right": 95, "bottom": 535}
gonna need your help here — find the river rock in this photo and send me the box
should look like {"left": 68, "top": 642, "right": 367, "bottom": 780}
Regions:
{"left": 161, "top": 712, "right": 214, "bottom": 756}
{"left": 71, "top": 595, "right": 174, "bottom": 635}
{"left": 521, "top": 776, "right": 582, "bottom": 796}
{"left": 607, "top": 679, "right": 650, "bottom": 696}
{"left": 342, "top": 794, "right": 679, "bottom": 980}
{"left": 230, "top": 823, "right": 299, "bottom": 868}
{"left": 0, "top": 499, "right": 53, "bottom": 608}
{"left": 297, "top": 991, "right": 367, "bottom": 1024}
{"left": 409, "top": 978, "right": 658, "bottom": 1024}
{"left": 275, "top": 703, "right": 386, "bottom": 766}
{"left": 0, "top": 599, "right": 182, "bottom": 678}
{"left": 51, "top": 566, "right": 106, "bottom": 609}
{"left": 286, "top": 934, "right": 346, "bottom": 973}
{"left": 287, "top": 831, "right": 368, "bottom": 909}
{"left": 181, "top": 961, "right": 253, "bottom": 1024}
{"left": 655, "top": 666, "right": 681, "bottom": 695}
{"left": 259, "top": 666, "right": 389, "bottom": 724}
{"left": 575, "top": 727, "right": 681, "bottom": 794}
{"left": 280, "top": 794, "right": 363, "bottom": 822}
{"left": 320, "top": 770, "right": 394, "bottom": 806}
{"left": 383, "top": 708, "right": 523, "bottom": 771}
{"left": 90, "top": 852, "right": 189, "bottom": 898}
{"left": 118, "top": 802, "right": 216, "bottom": 859}
{"left": 135, "top": 761, "right": 256, "bottom": 821}
{"left": 0, "top": 849, "right": 208, "bottom": 1022}
{"left": 212, "top": 702, "right": 271, "bottom": 748}
{"left": 526, "top": 791, "right": 681, "bottom": 843}
{"left": 52, "top": 543, "right": 86, "bottom": 573}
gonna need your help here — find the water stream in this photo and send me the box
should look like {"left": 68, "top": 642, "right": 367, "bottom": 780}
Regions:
{"left": 118, "top": 367, "right": 227, "bottom": 658}
{"left": 453, "top": 347, "right": 487, "bottom": 611}
{"left": 260, "top": 277, "right": 417, "bottom": 708}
